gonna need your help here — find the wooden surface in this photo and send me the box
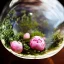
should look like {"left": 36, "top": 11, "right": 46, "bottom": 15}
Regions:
{"left": 0, "top": 41, "right": 64, "bottom": 64}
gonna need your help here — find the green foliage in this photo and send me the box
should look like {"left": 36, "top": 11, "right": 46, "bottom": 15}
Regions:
{"left": 53, "top": 30, "right": 63, "bottom": 42}
{"left": 13, "top": 32, "right": 24, "bottom": 41}
{"left": 23, "top": 43, "right": 30, "bottom": 51}
{"left": 31, "top": 30, "right": 45, "bottom": 38}
{"left": 0, "top": 19, "right": 14, "bottom": 39}
{"left": 8, "top": 9, "right": 16, "bottom": 20}
{"left": 0, "top": 9, "right": 46, "bottom": 55}
{"left": 0, "top": 18, "right": 14, "bottom": 47}
{"left": 48, "top": 30, "right": 63, "bottom": 50}
{"left": 19, "top": 12, "right": 38, "bottom": 33}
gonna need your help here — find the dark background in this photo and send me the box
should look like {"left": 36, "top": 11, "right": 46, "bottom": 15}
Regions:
{"left": 0, "top": 0, "right": 64, "bottom": 13}
{"left": 0, "top": 0, "right": 64, "bottom": 64}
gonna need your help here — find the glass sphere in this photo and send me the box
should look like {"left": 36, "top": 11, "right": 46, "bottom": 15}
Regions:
{"left": 0, "top": 0, "right": 64, "bottom": 59}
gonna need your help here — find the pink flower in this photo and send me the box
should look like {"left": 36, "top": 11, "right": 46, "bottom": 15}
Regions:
{"left": 23, "top": 33, "right": 30, "bottom": 39}
{"left": 30, "top": 36, "right": 46, "bottom": 51}
{"left": 10, "top": 41, "right": 23, "bottom": 53}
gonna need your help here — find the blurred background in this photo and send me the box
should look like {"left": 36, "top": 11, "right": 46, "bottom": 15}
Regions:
{"left": 0, "top": 0, "right": 64, "bottom": 14}
{"left": 0, "top": 0, "right": 64, "bottom": 64}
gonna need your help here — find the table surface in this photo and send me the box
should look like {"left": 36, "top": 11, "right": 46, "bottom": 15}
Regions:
{"left": 0, "top": 41, "right": 64, "bottom": 64}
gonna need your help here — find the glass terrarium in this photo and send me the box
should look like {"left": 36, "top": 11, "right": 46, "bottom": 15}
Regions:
{"left": 0, "top": 0, "right": 64, "bottom": 59}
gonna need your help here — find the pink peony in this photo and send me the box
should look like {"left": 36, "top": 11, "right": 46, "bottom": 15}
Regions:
{"left": 23, "top": 33, "right": 30, "bottom": 39}
{"left": 30, "top": 36, "right": 46, "bottom": 51}
{"left": 10, "top": 41, "right": 23, "bottom": 53}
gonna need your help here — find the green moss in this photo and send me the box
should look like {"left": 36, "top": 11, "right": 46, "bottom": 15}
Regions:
{"left": 31, "top": 30, "right": 45, "bottom": 38}
{"left": 13, "top": 32, "right": 24, "bottom": 41}
{"left": 22, "top": 48, "right": 46, "bottom": 55}
{"left": 48, "top": 31, "right": 63, "bottom": 50}
{"left": 23, "top": 43, "right": 30, "bottom": 51}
